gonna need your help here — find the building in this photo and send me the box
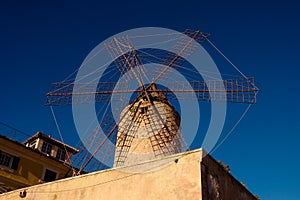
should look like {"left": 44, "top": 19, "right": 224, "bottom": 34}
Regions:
{"left": 0, "top": 132, "right": 79, "bottom": 194}
{"left": 0, "top": 149, "right": 258, "bottom": 199}
{"left": 0, "top": 87, "right": 259, "bottom": 199}
{"left": 114, "top": 83, "right": 183, "bottom": 167}
{"left": 23, "top": 132, "right": 78, "bottom": 165}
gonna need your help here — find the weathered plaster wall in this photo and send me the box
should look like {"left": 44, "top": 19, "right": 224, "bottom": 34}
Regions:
{"left": 1, "top": 150, "right": 202, "bottom": 200}
{"left": 201, "top": 154, "right": 257, "bottom": 200}
{"left": 1, "top": 148, "right": 258, "bottom": 200}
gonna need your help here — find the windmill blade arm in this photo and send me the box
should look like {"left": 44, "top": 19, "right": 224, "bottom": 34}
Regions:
{"left": 45, "top": 81, "right": 129, "bottom": 105}
{"left": 45, "top": 78, "right": 258, "bottom": 106}
{"left": 162, "top": 78, "right": 258, "bottom": 104}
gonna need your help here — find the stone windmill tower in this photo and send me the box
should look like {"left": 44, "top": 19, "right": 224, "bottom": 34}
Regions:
{"left": 114, "top": 83, "right": 182, "bottom": 167}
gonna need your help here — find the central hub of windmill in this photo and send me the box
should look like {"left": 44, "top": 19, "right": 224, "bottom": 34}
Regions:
{"left": 114, "top": 84, "right": 182, "bottom": 167}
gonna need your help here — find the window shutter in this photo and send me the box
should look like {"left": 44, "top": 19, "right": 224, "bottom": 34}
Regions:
{"left": 11, "top": 156, "right": 20, "bottom": 170}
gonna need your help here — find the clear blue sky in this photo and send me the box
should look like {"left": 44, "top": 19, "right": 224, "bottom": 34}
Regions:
{"left": 0, "top": 1, "right": 299, "bottom": 199}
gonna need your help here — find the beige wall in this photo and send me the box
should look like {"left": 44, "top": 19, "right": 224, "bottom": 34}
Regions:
{"left": 201, "top": 154, "right": 258, "bottom": 200}
{"left": 0, "top": 149, "right": 257, "bottom": 200}
{"left": 1, "top": 149, "right": 202, "bottom": 200}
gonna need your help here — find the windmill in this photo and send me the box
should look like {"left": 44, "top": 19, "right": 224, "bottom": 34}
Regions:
{"left": 46, "top": 29, "right": 258, "bottom": 174}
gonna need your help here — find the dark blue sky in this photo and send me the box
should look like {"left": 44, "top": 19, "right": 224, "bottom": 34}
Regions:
{"left": 0, "top": 1, "right": 299, "bottom": 199}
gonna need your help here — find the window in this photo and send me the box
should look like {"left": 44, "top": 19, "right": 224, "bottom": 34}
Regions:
{"left": 56, "top": 148, "right": 66, "bottom": 161}
{"left": 41, "top": 142, "right": 52, "bottom": 155}
{"left": 0, "top": 153, "right": 12, "bottom": 167}
{"left": 0, "top": 151, "right": 19, "bottom": 170}
{"left": 44, "top": 169, "right": 57, "bottom": 182}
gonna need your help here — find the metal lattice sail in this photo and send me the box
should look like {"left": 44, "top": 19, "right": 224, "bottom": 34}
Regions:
{"left": 46, "top": 29, "right": 258, "bottom": 174}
